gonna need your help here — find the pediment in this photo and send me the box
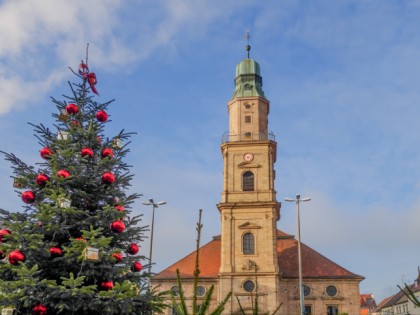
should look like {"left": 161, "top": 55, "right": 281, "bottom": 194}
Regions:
{"left": 238, "top": 222, "right": 261, "bottom": 229}
{"left": 238, "top": 162, "right": 260, "bottom": 168}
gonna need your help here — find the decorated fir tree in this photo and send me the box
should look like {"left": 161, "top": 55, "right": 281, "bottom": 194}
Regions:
{"left": 0, "top": 52, "right": 164, "bottom": 315}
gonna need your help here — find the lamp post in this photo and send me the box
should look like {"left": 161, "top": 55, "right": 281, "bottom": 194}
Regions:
{"left": 142, "top": 198, "right": 166, "bottom": 275}
{"left": 285, "top": 194, "right": 311, "bottom": 315}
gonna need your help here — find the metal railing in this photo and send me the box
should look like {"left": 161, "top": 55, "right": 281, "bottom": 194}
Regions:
{"left": 221, "top": 131, "right": 276, "bottom": 143}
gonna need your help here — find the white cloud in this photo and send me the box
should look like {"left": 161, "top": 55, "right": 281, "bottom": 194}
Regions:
{"left": 0, "top": 0, "right": 255, "bottom": 115}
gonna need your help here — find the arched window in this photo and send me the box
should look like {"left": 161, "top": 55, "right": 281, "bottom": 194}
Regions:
{"left": 243, "top": 232, "right": 255, "bottom": 255}
{"left": 242, "top": 171, "right": 254, "bottom": 191}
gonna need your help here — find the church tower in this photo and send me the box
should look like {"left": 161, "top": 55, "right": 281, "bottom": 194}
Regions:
{"left": 152, "top": 44, "right": 363, "bottom": 315}
{"left": 217, "top": 45, "right": 281, "bottom": 313}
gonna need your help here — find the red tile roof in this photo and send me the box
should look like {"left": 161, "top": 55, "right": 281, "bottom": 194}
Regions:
{"left": 153, "top": 230, "right": 363, "bottom": 280}
{"left": 276, "top": 231, "right": 362, "bottom": 279}
{"left": 153, "top": 236, "right": 221, "bottom": 279}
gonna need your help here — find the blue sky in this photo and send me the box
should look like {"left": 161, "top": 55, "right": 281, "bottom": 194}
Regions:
{"left": 1, "top": 0, "right": 420, "bottom": 303}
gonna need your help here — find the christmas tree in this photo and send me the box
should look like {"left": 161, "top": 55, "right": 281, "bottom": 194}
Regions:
{"left": 0, "top": 50, "right": 164, "bottom": 315}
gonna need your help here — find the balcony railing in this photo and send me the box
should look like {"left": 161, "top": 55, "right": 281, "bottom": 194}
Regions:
{"left": 221, "top": 131, "right": 276, "bottom": 143}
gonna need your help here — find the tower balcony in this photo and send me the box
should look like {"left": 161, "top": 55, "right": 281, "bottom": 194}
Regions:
{"left": 221, "top": 131, "right": 276, "bottom": 143}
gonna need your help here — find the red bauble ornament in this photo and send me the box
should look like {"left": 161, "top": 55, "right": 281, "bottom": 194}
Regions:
{"left": 114, "top": 205, "right": 125, "bottom": 212}
{"left": 0, "top": 229, "right": 11, "bottom": 242}
{"left": 110, "top": 220, "right": 125, "bottom": 233}
{"left": 66, "top": 103, "right": 79, "bottom": 114}
{"left": 75, "top": 237, "right": 86, "bottom": 243}
{"left": 96, "top": 110, "right": 108, "bottom": 122}
{"left": 22, "top": 191, "right": 35, "bottom": 204}
{"left": 71, "top": 120, "right": 80, "bottom": 127}
{"left": 8, "top": 250, "right": 25, "bottom": 265}
{"left": 101, "top": 148, "right": 114, "bottom": 158}
{"left": 40, "top": 147, "right": 53, "bottom": 159}
{"left": 81, "top": 147, "right": 94, "bottom": 158}
{"left": 132, "top": 261, "right": 143, "bottom": 272}
{"left": 57, "top": 169, "right": 70, "bottom": 178}
{"left": 102, "top": 172, "right": 115, "bottom": 185}
{"left": 127, "top": 243, "right": 139, "bottom": 255}
{"left": 101, "top": 280, "right": 114, "bottom": 290}
{"left": 32, "top": 304, "right": 47, "bottom": 315}
{"left": 36, "top": 174, "right": 49, "bottom": 186}
{"left": 111, "top": 252, "right": 123, "bottom": 262}
{"left": 50, "top": 247, "right": 62, "bottom": 257}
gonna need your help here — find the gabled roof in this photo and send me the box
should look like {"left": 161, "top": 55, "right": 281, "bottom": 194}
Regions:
{"left": 153, "top": 229, "right": 363, "bottom": 281}
{"left": 375, "top": 282, "right": 420, "bottom": 311}
{"left": 376, "top": 290, "right": 406, "bottom": 310}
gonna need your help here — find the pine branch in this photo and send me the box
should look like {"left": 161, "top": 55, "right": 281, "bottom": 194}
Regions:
{"left": 0, "top": 151, "right": 37, "bottom": 177}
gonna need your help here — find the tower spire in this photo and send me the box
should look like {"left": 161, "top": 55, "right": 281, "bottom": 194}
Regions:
{"left": 244, "top": 31, "right": 251, "bottom": 59}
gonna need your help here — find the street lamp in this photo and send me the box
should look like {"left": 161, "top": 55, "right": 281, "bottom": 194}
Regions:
{"left": 285, "top": 194, "right": 311, "bottom": 315}
{"left": 142, "top": 198, "right": 166, "bottom": 275}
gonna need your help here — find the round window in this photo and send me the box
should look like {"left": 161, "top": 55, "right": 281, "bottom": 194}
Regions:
{"left": 243, "top": 280, "right": 255, "bottom": 292}
{"left": 171, "top": 286, "right": 179, "bottom": 296}
{"left": 326, "top": 285, "right": 338, "bottom": 297}
{"left": 245, "top": 104, "right": 252, "bottom": 109}
{"left": 196, "top": 286, "right": 206, "bottom": 297}
{"left": 303, "top": 285, "right": 311, "bottom": 297}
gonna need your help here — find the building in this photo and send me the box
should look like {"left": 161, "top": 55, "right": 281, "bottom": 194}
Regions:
{"left": 360, "top": 294, "right": 376, "bottom": 315}
{"left": 373, "top": 269, "right": 420, "bottom": 315}
{"left": 152, "top": 47, "right": 364, "bottom": 315}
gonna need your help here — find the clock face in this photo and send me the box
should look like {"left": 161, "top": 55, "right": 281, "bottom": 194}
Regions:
{"left": 243, "top": 153, "right": 254, "bottom": 162}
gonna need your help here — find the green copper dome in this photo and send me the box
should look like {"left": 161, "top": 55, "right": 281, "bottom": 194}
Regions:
{"left": 235, "top": 58, "right": 261, "bottom": 77}
{"left": 232, "top": 58, "right": 266, "bottom": 99}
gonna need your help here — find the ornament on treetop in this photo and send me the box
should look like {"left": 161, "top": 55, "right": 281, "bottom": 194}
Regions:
{"left": 59, "top": 109, "right": 68, "bottom": 121}
{"left": 110, "top": 220, "right": 125, "bottom": 233}
{"left": 57, "top": 169, "right": 70, "bottom": 179}
{"left": 101, "top": 148, "right": 114, "bottom": 158}
{"left": 114, "top": 205, "right": 124, "bottom": 212}
{"left": 70, "top": 120, "right": 80, "bottom": 127}
{"left": 50, "top": 247, "right": 63, "bottom": 257}
{"left": 111, "top": 252, "right": 123, "bottom": 263}
{"left": 40, "top": 147, "right": 53, "bottom": 159}
{"left": 13, "top": 177, "right": 26, "bottom": 188}
{"left": 81, "top": 147, "right": 94, "bottom": 158}
{"left": 96, "top": 110, "right": 108, "bottom": 122}
{"left": 132, "top": 261, "right": 143, "bottom": 272}
{"left": 22, "top": 191, "right": 35, "bottom": 204}
{"left": 85, "top": 246, "right": 99, "bottom": 261}
{"left": 102, "top": 172, "right": 115, "bottom": 185}
{"left": 0, "top": 229, "right": 11, "bottom": 242}
{"left": 8, "top": 250, "right": 25, "bottom": 265}
{"left": 75, "top": 237, "right": 86, "bottom": 243}
{"left": 66, "top": 103, "right": 79, "bottom": 115}
{"left": 36, "top": 174, "right": 49, "bottom": 186}
{"left": 127, "top": 243, "right": 139, "bottom": 255}
{"left": 79, "top": 62, "right": 99, "bottom": 95}
{"left": 32, "top": 304, "right": 47, "bottom": 315}
{"left": 101, "top": 280, "right": 114, "bottom": 291}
